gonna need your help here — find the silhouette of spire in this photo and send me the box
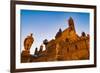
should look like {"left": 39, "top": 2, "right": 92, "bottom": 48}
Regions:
{"left": 34, "top": 47, "right": 38, "bottom": 55}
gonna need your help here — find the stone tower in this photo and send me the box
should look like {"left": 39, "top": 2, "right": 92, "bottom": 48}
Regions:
{"left": 68, "top": 17, "right": 76, "bottom": 33}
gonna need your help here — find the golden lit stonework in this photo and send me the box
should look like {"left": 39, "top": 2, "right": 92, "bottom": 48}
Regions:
{"left": 21, "top": 17, "right": 89, "bottom": 63}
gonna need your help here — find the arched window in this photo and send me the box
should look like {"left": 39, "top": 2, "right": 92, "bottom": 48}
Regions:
{"left": 75, "top": 45, "right": 78, "bottom": 50}
{"left": 67, "top": 48, "right": 69, "bottom": 52}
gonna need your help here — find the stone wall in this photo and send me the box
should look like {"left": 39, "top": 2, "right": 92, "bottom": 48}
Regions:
{"left": 55, "top": 37, "right": 89, "bottom": 61}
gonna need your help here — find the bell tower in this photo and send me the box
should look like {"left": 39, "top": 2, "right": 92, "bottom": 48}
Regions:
{"left": 68, "top": 17, "right": 76, "bottom": 33}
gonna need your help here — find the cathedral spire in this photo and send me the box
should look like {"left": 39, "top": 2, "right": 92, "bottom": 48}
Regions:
{"left": 68, "top": 17, "right": 76, "bottom": 32}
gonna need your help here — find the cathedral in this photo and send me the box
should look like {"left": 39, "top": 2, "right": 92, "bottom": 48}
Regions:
{"left": 21, "top": 17, "right": 89, "bottom": 63}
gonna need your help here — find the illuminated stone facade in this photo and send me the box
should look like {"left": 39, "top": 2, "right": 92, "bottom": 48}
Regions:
{"left": 21, "top": 17, "right": 89, "bottom": 63}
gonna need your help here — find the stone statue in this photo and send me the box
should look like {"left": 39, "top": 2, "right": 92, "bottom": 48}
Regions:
{"left": 21, "top": 33, "right": 34, "bottom": 62}
{"left": 24, "top": 33, "right": 34, "bottom": 52}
